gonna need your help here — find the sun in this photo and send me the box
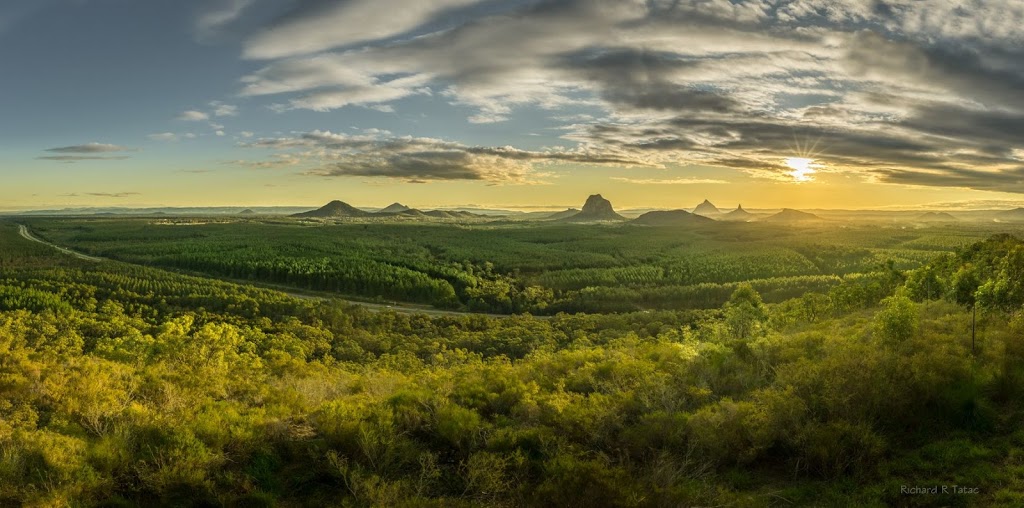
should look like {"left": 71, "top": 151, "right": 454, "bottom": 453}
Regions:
{"left": 784, "top": 157, "right": 820, "bottom": 183}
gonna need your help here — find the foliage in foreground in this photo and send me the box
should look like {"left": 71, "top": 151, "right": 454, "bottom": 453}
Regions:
{"left": 1, "top": 223, "right": 1024, "bottom": 506}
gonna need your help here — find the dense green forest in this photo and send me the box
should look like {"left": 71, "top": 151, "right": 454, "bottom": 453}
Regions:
{"left": 3, "top": 219, "right": 1024, "bottom": 506}
{"left": 24, "top": 219, "right": 1002, "bottom": 314}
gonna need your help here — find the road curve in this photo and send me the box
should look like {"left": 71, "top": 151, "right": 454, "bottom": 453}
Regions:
{"left": 18, "top": 224, "right": 105, "bottom": 262}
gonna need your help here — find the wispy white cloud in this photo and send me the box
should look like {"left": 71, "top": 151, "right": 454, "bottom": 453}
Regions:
{"left": 177, "top": 110, "right": 210, "bottom": 121}
{"left": 45, "top": 142, "right": 131, "bottom": 154}
{"left": 611, "top": 177, "right": 729, "bottom": 185}
{"left": 242, "top": 0, "right": 484, "bottom": 60}
{"left": 39, "top": 155, "right": 131, "bottom": 163}
{"left": 195, "top": 0, "right": 253, "bottom": 41}
{"left": 210, "top": 101, "right": 239, "bottom": 117}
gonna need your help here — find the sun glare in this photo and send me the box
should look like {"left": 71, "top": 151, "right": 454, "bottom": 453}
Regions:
{"left": 785, "top": 157, "right": 820, "bottom": 183}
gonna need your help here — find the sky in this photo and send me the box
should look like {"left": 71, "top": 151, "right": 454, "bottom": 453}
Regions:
{"left": 3, "top": 0, "right": 1024, "bottom": 211}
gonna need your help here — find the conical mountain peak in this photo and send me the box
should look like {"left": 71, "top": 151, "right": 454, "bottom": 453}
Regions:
{"left": 693, "top": 199, "right": 722, "bottom": 216}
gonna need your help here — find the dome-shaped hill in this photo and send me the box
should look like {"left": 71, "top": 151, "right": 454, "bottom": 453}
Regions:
{"left": 379, "top": 202, "right": 411, "bottom": 214}
{"left": 292, "top": 200, "right": 372, "bottom": 218}
{"left": 424, "top": 210, "right": 457, "bottom": 219}
{"left": 545, "top": 208, "right": 582, "bottom": 221}
{"left": 762, "top": 208, "right": 823, "bottom": 223}
{"left": 397, "top": 209, "right": 428, "bottom": 217}
{"left": 633, "top": 209, "right": 714, "bottom": 226}
{"left": 996, "top": 208, "right": 1024, "bottom": 222}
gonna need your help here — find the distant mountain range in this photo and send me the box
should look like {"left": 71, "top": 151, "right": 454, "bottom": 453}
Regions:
{"left": 916, "top": 211, "right": 959, "bottom": 222}
{"left": 7, "top": 206, "right": 315, "bottom": 216}
{"left": 8, "top": 197, "right": 1024, "bottom": 225}
{"left": 291, "top": 200, "right": 487, "bottom": 220}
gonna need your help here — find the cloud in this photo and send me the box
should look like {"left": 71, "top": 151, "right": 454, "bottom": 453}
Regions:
{"left": 240, "top": 129, "right": 650, "bottom": 182}
{"left": 611, "top": 177, "right": 728, "bottom": 185}
{"left": 85, "top": 192, "right": 141, "bottom": 198}
{"left": 177, "top": 110, "right": 210, "bottom": 121}
{"left": 38, "top": 156, "right": 131, "bottom": 162}
{"left": 40, "top": 142, "right": 134, "bottom": 162}
{"left": 219, "top": 0, "right": 1024, "bottom": 193}
{"left": 210, "top": 101, "right": 239, "bottom": 117}
{"left": 196, "top": 0, "right": 253, "bottom": 41}
{"left": 45, "top": 143, "right": 131, "bottom": 154}
{"left": 242, "top": 0, "right": 485, "bottom": 60}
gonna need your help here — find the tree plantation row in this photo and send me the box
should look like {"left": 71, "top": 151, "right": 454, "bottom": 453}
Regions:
{"left": 24, "top": 219, "right": 1011, "bottom": 314}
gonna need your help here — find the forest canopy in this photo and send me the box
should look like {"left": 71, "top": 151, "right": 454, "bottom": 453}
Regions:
{"left": 1, "top": 220, "right": 1023, "bottom": 506}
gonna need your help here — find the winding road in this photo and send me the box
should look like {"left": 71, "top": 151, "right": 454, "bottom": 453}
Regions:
{"left": 18, "top": 224, "right": 105, "bottom": 262}
{"left": 14, "top": 223, "right": 527, "bottom": 319}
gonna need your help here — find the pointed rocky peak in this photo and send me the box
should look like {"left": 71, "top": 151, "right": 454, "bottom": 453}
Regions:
{"left": 561, "top": 194, "right": 625, "bottom": 221}
{"left": 723, "top": 204, "right": 755, "bottom": 221}
{"left": 693, "top": 199, "right": 722, "bottom": 216}
{"left": 582, "top": 194, "right": 614, "bottom": 214}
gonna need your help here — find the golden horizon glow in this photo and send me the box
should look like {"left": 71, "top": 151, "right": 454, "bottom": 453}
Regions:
{"left": 785, "top": 157, "right": 820, "bottom": 183}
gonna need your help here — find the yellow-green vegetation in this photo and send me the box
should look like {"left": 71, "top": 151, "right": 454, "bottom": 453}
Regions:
{"left": 2, "top": 221, "right": 1024, "bottom": 506}
{"left": 24, "top": 218, "right": 1019, "bottom": 315}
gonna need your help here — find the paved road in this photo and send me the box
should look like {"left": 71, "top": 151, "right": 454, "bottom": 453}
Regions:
{"left": 15, "top": 223, "right": 533, "bottom": 319}
{"left": 18, "top": 224, "right": 105, "bottom": 262}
